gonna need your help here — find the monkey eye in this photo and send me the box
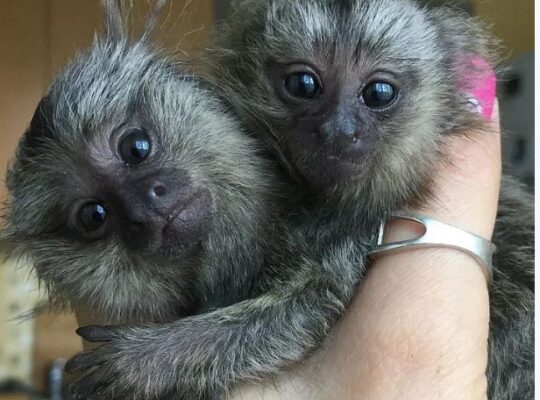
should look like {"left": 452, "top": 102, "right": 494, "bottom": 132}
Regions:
{"left": 119, "top": 129, "right": 152, "bottom": 165}
{"left": 284, "top": 72, "right": 321, "bottom": 99}
{"left": 362, "top": 82, "right": 398, "bottom": 109}
{"left": 77, "top": 202, "right": 107, "bottom": 235}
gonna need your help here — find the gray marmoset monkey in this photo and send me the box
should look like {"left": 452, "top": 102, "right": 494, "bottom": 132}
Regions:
{"left": 1, "top": 1, "right": 373, "bottom": 399}
{"left": 202, "top": 0, "right": 534, "bottom": 399}
{"left": 2, "top": 1, "right": 285, "bottom": 326}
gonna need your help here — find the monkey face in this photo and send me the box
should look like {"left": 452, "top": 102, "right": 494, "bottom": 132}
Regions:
{"left": 265, "top": 57, "right": 414, "bottom": 189}
{"left": 3, "top": 42, "right": 274, "bottom": 320}
{"left": 45, "top": 114, "right": 216, "bottom": 258}
{"left": 214, "top": 0, "right": 491, "bottom": 209}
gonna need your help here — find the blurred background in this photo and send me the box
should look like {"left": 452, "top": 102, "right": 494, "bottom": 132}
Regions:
{"left": 0, "top": 0, "right": 534, "bottom": 399}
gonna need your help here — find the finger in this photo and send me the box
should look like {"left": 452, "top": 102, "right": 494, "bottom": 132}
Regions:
{"left": 424, "top": 53, "right": 501, "bottom": 237}
{"left": 79, "top": 370, "right": 119, "bottom": 400}
{"left": 428, "top": 100, "right": 501, "bottom": 238}
{"left": 456, "top": 54, "right": 497, "bottom": 123}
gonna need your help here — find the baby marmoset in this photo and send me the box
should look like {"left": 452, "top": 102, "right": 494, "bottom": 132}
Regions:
{"left": 204, "top": 0, "right": 534, "bottom": 399}
{"left": 1, "top": 1, "right": 373, "bottom": 399}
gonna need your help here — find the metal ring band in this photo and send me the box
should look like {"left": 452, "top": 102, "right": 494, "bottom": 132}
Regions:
{"left": 371, "top": 212, "right": 495, "bottom": 282}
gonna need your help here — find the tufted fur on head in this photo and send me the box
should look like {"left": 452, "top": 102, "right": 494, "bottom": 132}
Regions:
{"left": 1, "top": 0, "right": 282, "bottom": 324}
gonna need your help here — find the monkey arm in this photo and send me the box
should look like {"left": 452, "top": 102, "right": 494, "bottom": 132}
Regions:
{"left": 66, "top": 248, "right": 367, "bottom": 400}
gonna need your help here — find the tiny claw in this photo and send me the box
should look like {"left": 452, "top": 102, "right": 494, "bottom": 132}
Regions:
{"left": 76, "top": 325, "right": 118, "bottom": 342}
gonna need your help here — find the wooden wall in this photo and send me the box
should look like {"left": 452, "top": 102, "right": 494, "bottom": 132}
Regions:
{"left": 475, "top": 0, "right": 534, "bottom": 56}
{"left": 0, "top": 1, "right": 49, "bottom": 202}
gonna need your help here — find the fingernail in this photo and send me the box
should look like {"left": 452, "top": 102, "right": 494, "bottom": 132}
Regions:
{"left": 456, "top": 55, "right": 497, "bottom": 121}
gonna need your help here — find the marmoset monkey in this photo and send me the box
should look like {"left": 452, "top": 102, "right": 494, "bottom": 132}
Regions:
{"left": 203, "top": 1, "right": 534, "bottom": 399}
{"left": 2, "top": 1, "right": 374, "bottom": 399}
{"left": 1, "top": 1, "right": 285, "bottom": 325}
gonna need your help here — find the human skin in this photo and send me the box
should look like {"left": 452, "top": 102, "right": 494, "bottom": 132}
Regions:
{"left": 75, "top": 103, "right": 499, "bottom": 400}
{"left": 231, "top": 101, "right": 500, "bottom": 400}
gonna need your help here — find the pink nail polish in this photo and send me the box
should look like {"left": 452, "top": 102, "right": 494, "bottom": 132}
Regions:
{"left": 455, "top": 55, "right": 496, "bottom": 121}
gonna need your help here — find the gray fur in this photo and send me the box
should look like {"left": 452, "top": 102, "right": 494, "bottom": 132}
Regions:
{"left": 204, "top": 0, "right": 534, "bottom": 399}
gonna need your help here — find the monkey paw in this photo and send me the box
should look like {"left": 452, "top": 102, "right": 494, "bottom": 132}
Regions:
{"left": 66, "top": 325, "right": 176, "bottom": 400}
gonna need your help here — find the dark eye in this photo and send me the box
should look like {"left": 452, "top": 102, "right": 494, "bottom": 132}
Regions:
{"left": 284, "top": 72, "right": 321, "bottom": 99}
{"left": 119, "top": 130, "right": 152, "bottom": 165}
{"left": 362, "top": 82, "right": 398, "bottom": 108}
{"left": 77, "top": 202, "right": 107, "bottom": 234}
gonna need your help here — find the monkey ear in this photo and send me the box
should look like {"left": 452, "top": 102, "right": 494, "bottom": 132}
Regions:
{"left": 22, "top": 96, "right": 54, "bottom": 150}
{"left": 434, "top": 6, "right": 497, "bottom": 62}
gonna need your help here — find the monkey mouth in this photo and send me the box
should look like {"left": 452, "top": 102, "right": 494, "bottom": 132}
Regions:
{"left": 289, "top": 148, "right": 372, "bottom": 190}
{"left": 327, "top": 154, "right": 361, "bottom": 163}
{"left": 148, "top": 188, "right": 213, "bottom": 257}
{"left": 164, "top": 188, "right": 213, "bottom": 230}
{"left": 165, "top": 194, "right": 198, "bottom": 228}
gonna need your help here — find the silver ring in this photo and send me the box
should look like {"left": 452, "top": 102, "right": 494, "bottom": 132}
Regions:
{"left": 371, "top": 212, "right": 495, "bottom": 282}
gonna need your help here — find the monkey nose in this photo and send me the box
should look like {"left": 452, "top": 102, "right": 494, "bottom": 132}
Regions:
{"left": 318, "top": 118, "right": 357, "bottom": 139}
{"left": 115, "top": 169, "right": 213, "bottom": 255}
{"left": 131, "top": 171, "right": 190, "bottom": 211}
{"left": 318, "top": 121, "right": 370, "bottom": 152}
{"left": 337, "top": 119, "right": 358, "bottom": 139}
{"left": 145, "top": 183, "right": 173, "bottom": 209}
